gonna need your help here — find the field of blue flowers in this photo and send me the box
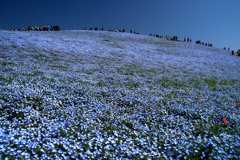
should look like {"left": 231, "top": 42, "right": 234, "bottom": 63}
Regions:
{"left": 0, "top": 30, "right": 240, "bottom": 159}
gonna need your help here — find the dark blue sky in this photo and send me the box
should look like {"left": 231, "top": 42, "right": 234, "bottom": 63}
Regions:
{"left": 1, "top": 0, "right": 239, "bottom": 51}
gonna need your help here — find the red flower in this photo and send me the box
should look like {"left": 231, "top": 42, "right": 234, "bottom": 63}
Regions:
{"left": 223, "top": 118, "right": 227, "bottom": 124}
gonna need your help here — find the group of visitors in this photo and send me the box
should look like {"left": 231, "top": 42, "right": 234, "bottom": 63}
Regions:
{"left": 196, "top": 40, "right": 212, "bottom": 47}
{"left": 149, "top": 33, "right": 180, "bottom": 41}
{"left": 82, "top": 27, "right": 132, "bottom": 34}
{"left": 10, "top": 25, "right": 60, "bottom": 31}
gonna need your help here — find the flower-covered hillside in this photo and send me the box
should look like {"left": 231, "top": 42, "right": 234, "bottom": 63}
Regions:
{"left": 0, "top": 30, "right": 240, "bottom": 159}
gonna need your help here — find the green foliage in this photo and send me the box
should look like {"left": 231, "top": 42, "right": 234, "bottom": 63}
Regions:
{"left": 208, "top": 123, "right": 226, "bottom": 136}
{"left": 34, "top": 54, "right": 47, "bottom": 61}
{"left": 11, "top": 44, "right": 18, "bottom": 48}
{"left": 124, "top": 81, "right": 142, "bottom": 89}
{"left": 33, "top": 70, "right": 44, "bottom": 76}
{"left": 1, "top": 61, "right": 15, "bottom": 66}
{"left": 50, "top": 77, "right": 55, "bottom": 82}
{"left": 97, "top": 79, "right": 105, "bottom": 86}
{"left": 204, "top": 78, "right": 217, "bottom": 89}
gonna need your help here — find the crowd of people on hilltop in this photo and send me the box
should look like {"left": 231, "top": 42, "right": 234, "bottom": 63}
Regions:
{"left": 82, "top": 27, "right": 140, "bottom": 34}
{"left": 196, "top": 40, "right": 212, "bottom": 47}
{"left": 184, "top": 37, "right": 192, "bottom": 42}
{"left": 148, "top": 32, "right": 238, "bottom": 55}
{"left": 10, "top": 25, "right": 60, "bottom": 31}
{"left": 149, "top": 34, "right": 180, "bottom": 41}
{"left": 223, "top": 47, "right": 237, "bottom": 55}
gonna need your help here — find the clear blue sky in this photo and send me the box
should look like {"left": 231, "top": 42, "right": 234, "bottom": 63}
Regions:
{"left": 0, "top": 0, "right": 239, "bottom": 51}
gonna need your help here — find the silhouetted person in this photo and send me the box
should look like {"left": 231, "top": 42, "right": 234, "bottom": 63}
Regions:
{"left": 196, "top": 40, "right": 201, "bottom": 44}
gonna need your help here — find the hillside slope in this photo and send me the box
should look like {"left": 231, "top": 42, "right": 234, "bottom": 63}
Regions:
{"left": 0, "top": 30, "right": 240, "bottom": 159}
